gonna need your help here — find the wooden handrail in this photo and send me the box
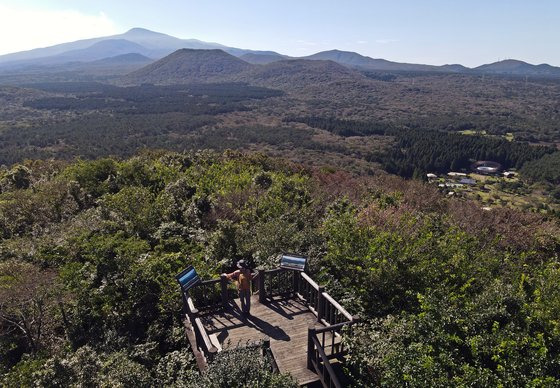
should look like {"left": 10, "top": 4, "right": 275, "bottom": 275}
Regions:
{"left": 258, "top": 269, "right": 266, "bottom": 303}
{"left": 195, "top": 317, "right": 218, "bottom": 355}
{"left": 301, "top": 272, "right": 320, "bottom": 291}
{"left": 189, "top": 280, "right": 224, "bottom": 311}
{"left": 311, "top": 334, "right": 343, "bottom": 388}
{"left": 220, "top": 275, "right": 228, "bottom": 307}
{"left": 317, "top": 286, "right": 325, "bottom": 323}
{"left": 314, "top": 321, "right": 350, "bottom": 334}
{"left": 251, "top": 271, "right": 260, "bottom": 295}
{"left": 201, "top": 278, "right": 222, "bottom": 285}
{"left": 186, "top": 295, "right": 199, "bottom": 315}
{"left": 262, "top": 338, "right": 279, "bottom": 373}
{"left": 308, "top": 317, "right": 360, "bottom": 386}
{"left": 322, "top": 292, "right": 353, "bottom": 322}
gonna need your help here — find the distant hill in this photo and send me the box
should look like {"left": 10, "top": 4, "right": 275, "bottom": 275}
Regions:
{"left": 247, "top": 59, "right": 361, "bottom": 82}
{"left": 0, "top": 28, "right": 281, "bottom": 71}
{"left": 229, "top": 58, "right": 366, "bottom": 92}
{"left": 239, "top": 53, "right": 288, "bottom": 64}
{"left": 474, "top": 59, "right": 560, "bottom": 77}
{"left": 71, "top": 53, "right": 154, "bottom": 74}
{"left": 303, "top": 50, "right": 441, "bottom": 72}
{"left": 48, "top": 39, "right": 149, "bottom": 63}
{"left": 304, "top": 50, "right": 560, "bottom": 77}
{"left": 1, "top": 27, "right": 560, "bottom": 79}
{"left": 440, "top": 64, "right": 470, "bottom": 73}
{"left": 0, "top": 52, "right": 154, "bottom": 81}
{"left": 123, "top": 49, "right": 253, "bottom": 84}
{"left": 91, "top": 53, "right": 153, "bottom": 66}
{"left": 122, "top": 49, "right": 365, "bottom": 90}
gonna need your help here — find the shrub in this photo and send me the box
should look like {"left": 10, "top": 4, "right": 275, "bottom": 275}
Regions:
{"left": 199, "top": 346, "right": 297, "bottom": 388}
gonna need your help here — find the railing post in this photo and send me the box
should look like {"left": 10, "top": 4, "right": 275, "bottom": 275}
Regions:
{"left": 207, "top": 347, "right": 218, "bottom": 363}
{"left": 307, "top": 325, "right": 316, "bottom": 371}
{"left": 220, "top": 274, "right": 229, "bottom": 308}
{"left": 292, "top": 270, "right": 299, "bottom": 295}
{"left": 251, "top": 271, "right": 259, "bottom": 295}
{"left": 262, "top": 336, "right": 270, "bottom": 356}
{"left": 317, "top": 286, "right": 325, "bottom": 323}
{"left": 259, "top": 269, "right": 266, "bottom": 303}
{"left": 181, "top": 291, "right": 188, "bottom": 315}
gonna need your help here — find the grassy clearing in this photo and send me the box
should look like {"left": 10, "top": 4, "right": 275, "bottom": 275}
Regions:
{"left": 464, "top": 176, "right": 557, "bottom": 212}
{"left": 459, "top": 130, "right": 487, "bottom": 136}
{"left": 435, "top": 172, "right": 558, "bottom": 213}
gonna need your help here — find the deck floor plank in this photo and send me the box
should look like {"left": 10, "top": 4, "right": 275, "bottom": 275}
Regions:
{"left": 200, "top": 295, "right": 321, "bottom": 385}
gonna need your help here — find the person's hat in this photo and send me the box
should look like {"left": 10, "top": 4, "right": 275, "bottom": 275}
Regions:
{"left": 236, "top": 260, "right": 249, "bottom": 269}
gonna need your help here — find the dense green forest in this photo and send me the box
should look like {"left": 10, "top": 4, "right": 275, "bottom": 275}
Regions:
{"left": 0, "top": 83, "right": 287, "bottom": 165}
{"left": 23, "top": 82, "right": 283, "bottom": 113}
{"left": 521, "top": 151, "right": 560, "bottom": 185}
{"left": 1, "top": 151, "right": 559, "bottom": 386}
{"left": 2, "top": 79, "right": 559, "bottom": 183}
{"left": 1, "top": 76, "right": 560, "bottom": 386}
{"left": 287, "top": 116, "right": 555, "bottom": 177}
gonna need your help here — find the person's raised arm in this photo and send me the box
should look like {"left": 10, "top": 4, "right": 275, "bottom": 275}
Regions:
{"left": 221, "top": 270, "right": 240, "bottom": 280}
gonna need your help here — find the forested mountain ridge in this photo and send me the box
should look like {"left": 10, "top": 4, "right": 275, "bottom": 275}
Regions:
{"left": 121, "top": 49, "right": 365, "bottom": 87}
{"left": 303, "top": 49, "right": 444, "bottom": 72}
{"left": 0, "top": 151, "right": 559, "bottom": 386}
{"left": 2, "top": 28, "right": 560, "bottom": 79}
{"left": 475, "top": 59, "right": 560, "bottom": 77}
{"left": 123, "top": 49, "right": 253, "bottom": 84}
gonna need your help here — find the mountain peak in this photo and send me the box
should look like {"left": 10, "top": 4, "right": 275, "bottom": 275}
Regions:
{"left": 124, "top": 27, "right": 159, "bottom": 35}
{"left": 313, "top": 49, "right": 367, "bottom": 58}
{"left": 323, "top": 49, "right": 357, "bottom": 54}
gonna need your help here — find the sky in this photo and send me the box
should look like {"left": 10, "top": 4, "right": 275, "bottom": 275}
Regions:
{"left": 0, "top": 0, "right": 559, "bottom": 67}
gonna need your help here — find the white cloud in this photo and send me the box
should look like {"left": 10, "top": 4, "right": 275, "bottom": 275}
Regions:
{"left": 356, "top": 40, "right": 368, "bottom": 44}
{"left": 0, "top": 5, "right": 119, "bottom": 55}
{"left": 375, "top": 39, "right": 399, "bottom": 45}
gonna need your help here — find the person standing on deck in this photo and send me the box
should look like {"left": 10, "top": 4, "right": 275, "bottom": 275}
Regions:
{"left": 222, "top": 260, "right": 254, "bottom": 315}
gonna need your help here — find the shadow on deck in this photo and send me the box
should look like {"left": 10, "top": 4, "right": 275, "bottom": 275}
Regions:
{"left": 201, "top": 295, "right": 321, "bottom": 384}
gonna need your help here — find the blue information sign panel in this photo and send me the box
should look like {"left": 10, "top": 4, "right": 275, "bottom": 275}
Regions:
{"left": 280, "top": 254, "right": 307, "bottom": 272}
{"left": 176, "top": 265, "right": 201, "bottom": 292}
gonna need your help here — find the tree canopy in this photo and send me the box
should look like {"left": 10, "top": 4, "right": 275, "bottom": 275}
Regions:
{"left": 1, "top": 151, "right": 559, "bottom": 386}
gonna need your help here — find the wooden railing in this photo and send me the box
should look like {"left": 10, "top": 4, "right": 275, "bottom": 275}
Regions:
{"left": 308, "top": 331, "right": 343, "bottom": 388}
{"left": 188, "top": 278, "right": 226, "bottom": 311}
{"left": 182, "top": 277, "right": 228, "bottom": 365}
{"left": 319, "top": 292, "right": 354, "bottom": 327}
{"left": 297, "top": 272, "right": 321, "bottom": 315}
{"left": 184, "top": 271, "right": 264, "bottom": 363}
{"left": 181, "top": 266, "right": 356, "bottom": 384}
{"left": 293, "top": 271, "right": 354, "bottom": 327}
{"left": 194, "top": 316, "right": 218, "bottom": 360}
{"left": 307, "top": 321, "right": 359, "bottom": 388}
{"left": 258, "top": 268, "right": 296, "bottom": 302}
{"left": 262, "top": 337, "right": 280, "bottom": 373}
{"left": 255, "top": 268, "right": 358, "bottom": 387}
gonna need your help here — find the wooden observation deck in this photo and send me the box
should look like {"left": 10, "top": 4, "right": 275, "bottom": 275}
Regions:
{"left": 181, "top": 268, "right": 359, "bottom": 387}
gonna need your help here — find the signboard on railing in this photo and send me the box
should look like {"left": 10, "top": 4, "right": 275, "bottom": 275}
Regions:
{"left": 176, "top": 265, "right": 201, "bottom": 293}
{"left": 280, "top": 254, "right": 307, "bottom": 272}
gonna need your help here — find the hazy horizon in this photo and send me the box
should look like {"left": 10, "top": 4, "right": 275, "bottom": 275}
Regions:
{"left": 1, "top": 1, "right": 559, "bottom": 67}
